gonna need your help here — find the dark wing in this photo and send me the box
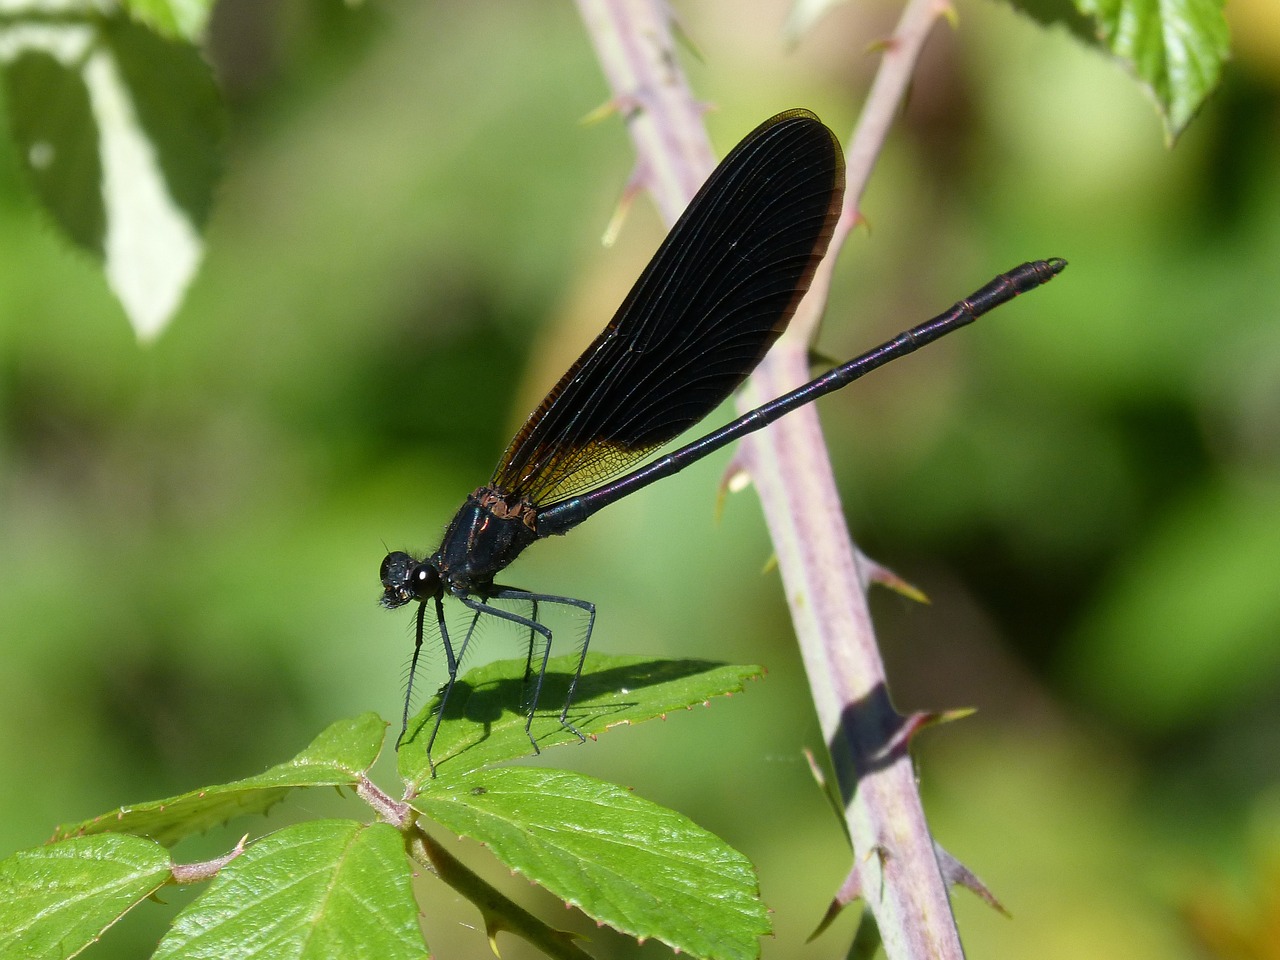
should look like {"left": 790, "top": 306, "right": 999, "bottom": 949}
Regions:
{"left": 491, "top": 108, "right": 844, "bottom": 507}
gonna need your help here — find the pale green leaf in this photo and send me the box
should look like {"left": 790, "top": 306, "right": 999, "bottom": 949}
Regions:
{"left": 52, "top": 713, "right": 386, "bottom": 846}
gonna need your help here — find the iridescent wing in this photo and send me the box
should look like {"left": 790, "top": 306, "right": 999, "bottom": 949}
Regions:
{"left": 491, "top": 109, "right": 844, "bottom": 507}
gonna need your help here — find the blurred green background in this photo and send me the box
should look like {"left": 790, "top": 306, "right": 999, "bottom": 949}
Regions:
{"left": 2, "top": 0, "right": 1278, "bottom": 957}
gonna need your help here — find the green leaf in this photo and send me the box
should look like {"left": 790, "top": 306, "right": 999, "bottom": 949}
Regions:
{"left": 0, "top": 834, "right": 171, "bottom": 960}
{"left": 397, "top": 654, "right": 761, "bottom": 787}
{"left": 121, "top": 0, "right": 216, "bottom": 42}
{"left": 0, "top": 12, "right": 224, "bottom": 338}
{"left": 53, "top": 713, "right": 387, "bottom": 846}
{"left": 155, "top": 820, "right": 429, "bottom": 960}
{"left": 1, "top": 44, "right": 105, "bottom": 251}
{"left": 1075, "top": 0, "right": 1230, "bottom": 143}
{"left": 416, "top": 767, "right": 770, "bottom": 960}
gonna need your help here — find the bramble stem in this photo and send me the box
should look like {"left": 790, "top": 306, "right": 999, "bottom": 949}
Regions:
{"left": 575, "top": 1, "right": 969, "bottom": 957}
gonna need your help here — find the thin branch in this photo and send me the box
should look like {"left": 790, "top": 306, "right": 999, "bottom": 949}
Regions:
{"left": 409, "top": 826, "right": 592, "bottom": 960}
{"left": 790, "top": 0, "right": 956, "bottom": 343}
{"left": 169, "top": 835, "right": 248, "bottom": 884}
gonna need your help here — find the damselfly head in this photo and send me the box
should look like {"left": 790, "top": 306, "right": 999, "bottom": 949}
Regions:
{"left": 379, "top": 551, "right": 441, "bottom": 608}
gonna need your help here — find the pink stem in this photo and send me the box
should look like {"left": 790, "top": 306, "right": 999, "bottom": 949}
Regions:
{"left": 575, "top": 1, "right": 965, "bottom": 957}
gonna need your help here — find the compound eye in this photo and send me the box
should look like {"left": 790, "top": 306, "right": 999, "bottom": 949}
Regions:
{"left": 380, "top": 551, "right": 413, "bottom": 587}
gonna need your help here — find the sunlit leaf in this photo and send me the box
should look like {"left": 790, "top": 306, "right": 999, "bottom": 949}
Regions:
{"left": 0, "top": 834, "right": 171, "bottom": 960}
{"left": 155, "top": 820, "right": 428, "bottom": 960}
{"left": 416, "top": 767, "right": 770, "bottom": 960}
{"left": 121, "top": 0, "right": 215, "bottom": 42}
{"left": 1075, "top": 0, "right": 1230, "bottom": 143}
{"left": 397, "top": 654, "right": 761, "bottom": 788}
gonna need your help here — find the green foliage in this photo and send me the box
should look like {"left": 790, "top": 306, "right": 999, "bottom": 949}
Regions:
{"left": 0, "top": 2, "right": 1263, "bottom": 959}
{"left": 1070, "top": 481, "right": 1280, "bottom": 728}
{"left": 0, "top": 5, "right": 223, "bottom": 339}
{"left": 2, "top": 47, "right": 104, "bottom": 251}
{"left": 119, "top": 0, "right": 216, "bottom": 43}
{"left": 52, "top": 713, "right": 385, "bottom": 846}
{"left": 0, "top": 0, "right": 1225, "bottom": 338}
{"left": 0, "top": 657, "right": 766, "bottom": 960}
{"left": 399, "top": 654, "right": 762, "bottom": 784}
{"left": 0, "top": 834, "right": 171, "bottom": 959}
{"left": 417, "top": 767, "right": 770, "bottom": 960}
{"left": 153, "top": 821, "right": 426, "bottom": 960}
{"left": 780, "top": 0, "right": 1228, "bottom": 144}
{"left": 1075, "top": 0, "right": 1230, "bottom": 143}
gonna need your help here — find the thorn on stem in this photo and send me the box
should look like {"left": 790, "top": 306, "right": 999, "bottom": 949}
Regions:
{"left": 936, "top": 842, "right": 1009, "bottom": 916}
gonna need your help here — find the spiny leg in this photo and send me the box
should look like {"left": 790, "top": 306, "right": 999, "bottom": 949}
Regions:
{"left": 420, "top": 604, "right": 483, "bottom": 767}
{"left": 524, "top": 596, "right": 540, "bottom": 684}
{"left": 397, "top": 601, "right": 429, "bottom": 749}
{"left": 497, "top": 590, "right": 541, "bottom": 710}
{"left": 457, "top": 592, "right": 555, "bottom": 754}
{"left": 491, "top": 588, "right": 595, "bottom": 744}
{"left": 423, "top": 594, "right": 460, "bottom": 776}
{"left": 457, "top": 605, "right": 484, "bottom": 670}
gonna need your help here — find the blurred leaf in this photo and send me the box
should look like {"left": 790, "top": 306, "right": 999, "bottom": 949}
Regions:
{"left": 0, "top": 11, "right": 223, "bottom": 339}
{"left": 0, "top": 833, "right": 171, "bottom": 960}
{"left": 1070, "top": 480, "right": 1280, "bottom": 730}
{"left": 1, "top": 42, "right": 104, "bottom": 250}
{"left": 415, "top": 766, "right": 770, "bottom": 960}
{"left": 783, "top": 0, "right": 850, "bottom": 42}
{"left": 398, "top": 654, "right": 762, "bottom": 788}
{"left": 154, "top": 820, "right": 429, "bottom": 960}
{"left": 121, "top": 0, "right": 215, "bottom": 42}
{"left": 52, "top": 714, "right": 386, "bottom": 846}
{"left": 1074, "top": 0, "right": 1230, "bottom": 144}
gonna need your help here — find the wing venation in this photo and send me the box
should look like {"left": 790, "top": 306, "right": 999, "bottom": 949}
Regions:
{"left": 492, "top": 109, "right": 846, "bottom": 507}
